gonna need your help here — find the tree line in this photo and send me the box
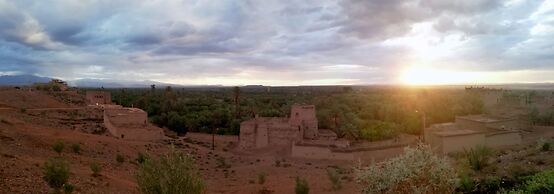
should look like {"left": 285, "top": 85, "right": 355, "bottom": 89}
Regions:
{"left": 106, "top": 86, "right": 484, "bottom": 141}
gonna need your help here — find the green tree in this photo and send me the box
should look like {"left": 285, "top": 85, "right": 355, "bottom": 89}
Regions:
{"left": 233, "top": 86, "right": 241, "bottom": 119}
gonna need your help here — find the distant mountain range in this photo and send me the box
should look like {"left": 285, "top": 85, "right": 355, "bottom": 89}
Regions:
{"left": 0, "top": 74, "right": 52, "bottom": 86}
{"left": 0, "top": 74, "right": 188, "bottom": 88}
{"left": 1, "top": 74, "right": 553, "bottom": 90}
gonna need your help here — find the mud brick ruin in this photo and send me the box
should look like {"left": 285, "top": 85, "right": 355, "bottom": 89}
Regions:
{"left": 86, "top": 91, "right": 163, "bottom": 141}
{"left": 239, "top": 105, "right": 334, "bottom": 149}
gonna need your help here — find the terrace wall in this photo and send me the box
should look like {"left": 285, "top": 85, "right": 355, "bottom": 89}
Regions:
{"left": 485, "top": 131, "right": 522, "bottom": 148}
{"left": 103, "top": 108, "right": 163, "bottom": 141}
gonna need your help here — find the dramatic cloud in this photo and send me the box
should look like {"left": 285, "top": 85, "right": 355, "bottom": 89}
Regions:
{"left": 0, "top": 0, "right": 553, "bottom": 85}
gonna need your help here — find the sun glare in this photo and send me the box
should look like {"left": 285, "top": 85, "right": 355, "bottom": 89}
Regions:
{"left": 400, "top": 66, "right": 484, "bottom": 85}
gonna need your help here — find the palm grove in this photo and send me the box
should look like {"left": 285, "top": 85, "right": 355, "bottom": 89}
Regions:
{"left": 106, "top": 86, "right": 485, "bottom": 141}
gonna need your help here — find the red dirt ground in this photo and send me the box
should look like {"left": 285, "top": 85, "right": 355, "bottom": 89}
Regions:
{"left": 0, "top": 90, "right": 365, "bottom": 193}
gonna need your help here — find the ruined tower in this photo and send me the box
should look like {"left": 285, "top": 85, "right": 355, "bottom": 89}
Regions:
{"left": 289, "top": 104, "right": 318, "bottom": 139}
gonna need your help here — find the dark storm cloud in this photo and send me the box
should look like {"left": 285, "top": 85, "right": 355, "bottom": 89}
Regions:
{"left": 338, "top": 0, "right": 506, "bottom": 40}
{"left": 0, "top": 0, "right": 552, "bottom": 84}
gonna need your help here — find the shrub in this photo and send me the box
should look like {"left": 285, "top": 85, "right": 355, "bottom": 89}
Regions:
{"left": 502, "top": 168, "right": 554, "bottom": 194}
{"left": 43, "top": 157, "right": 70, "bottom": 192}
{"left": 465, "top": 145, "right": 492, "bottom": 171}
{"left": 457, "top": 174, "right": 476, "bottom": 193}
{"left": 52, "top": 140, "right": 65, "bottom": 155}
{"left": 63, "top": 183, "right": 75, "bottom": 194}
{"left": 116, "top": 154, "right": 125, "bottom": 164}
{"left": 521, "top": 169, "right": 554, "bottom": 194}
{"left": 137, "top": 152, "right": 148, "bottom": 164}
{"left": 508, "top": 164, "right": 538, "bottom": 180}
{"left": 295, "top": 177, "right": 310, "bottom": 194}
{"left": 538, "top": 138, "right": 551, "bottom": 152}
{"left": 257, "top": 173, "right": 266, "bottom": 184}
{"left": 327, "top": 168, "right": 341, "bottom": 190}
{"left": 135, "top": 148, "right": 205, "bottom": 194}
{"left": 70, "top": 143, "right": 81, "bottom": 154}
{"left": 479, "top": 176, "right": 503, "bottom": 193}
{"left": 356, "top": 144, "right": 457, "bottom": 194}
{"left": 52, "top": 84, "right": 61, "bottom": 92}
{"left": 90, "top": 162, "right": 102, "bottom": 177}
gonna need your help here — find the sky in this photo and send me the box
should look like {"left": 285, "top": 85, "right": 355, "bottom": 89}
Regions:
{"left": 0, "top": 0, "right": 554, "bottom": 86}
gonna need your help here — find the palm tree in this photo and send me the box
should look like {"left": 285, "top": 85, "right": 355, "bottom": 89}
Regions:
{"left": 233, "top": 86, "right": 240, "bottom": 119}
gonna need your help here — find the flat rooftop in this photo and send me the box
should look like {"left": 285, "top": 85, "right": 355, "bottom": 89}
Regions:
{"left": 434, "top": 129, "right": 485, "bottom": 137}
{"left": 456, "top": 115, "right": 513, "bottom": 123}
{"left": 115, "top": 108, "right": 145, "bottom": 113}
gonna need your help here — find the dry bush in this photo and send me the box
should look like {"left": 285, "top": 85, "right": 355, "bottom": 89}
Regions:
{"left": 116, "top": 154, "right": 125, "bottom": 164}
{"left": 537, "top": 138, "right": 551, "bottom": 152}
{"left": 295, "top": 177, "right": 309, "bottom": 194}
{"left": 70, "top": 143, "right": 81, "bottom": 154}
{"left": 90, "top": 162, "right": 102, "bottom": 177}
{"left": 257, "top": 173, "right": 266, "bottom": 184}
{"left": 356, "top": 144, "right": 457, "bottom": 194}
{"left": 465, "top": 145, "right": 492, "bottom": 171}
{"left": 135, "top": 148, "right": 205, "bottom": 194}
{"left": 52, "top": 140, "right": 65, "bottom": 155}
{"left": 43, "top": 157, "right": 70, "bottom": 192}
{"left": 327, "top": 168, "right": 342, "bottom": 190}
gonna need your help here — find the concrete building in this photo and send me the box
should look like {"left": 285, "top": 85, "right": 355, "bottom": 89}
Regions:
{"left": 239, "top": 104, "right": 335, "bottom": 149}
{"left": 425, "top": 115, "right": 522, "bottom": 154}
{"left": 86, "top": 91, "right": 112, "bottom": 105}
{"left": 103, "top": 107, "right": 164, "bottom": 141}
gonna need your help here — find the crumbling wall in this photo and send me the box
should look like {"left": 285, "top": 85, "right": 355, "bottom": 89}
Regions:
{"left": 239, "top": 118, "right": 298, "bottom": 149}
{"left": 485, "top": 131, "right": 522, "bottom": 148}
{"left": 485, "top": 120, "right": 520, "bottom": 130}
{"left": 86, "top": 91, "right": 112, "bottom": 105}
{"left": 103, "top": 108, "right": 163, "bottom": 141}
{"left": 105, "top": 108, "right": 147, "bottom": 126}
{"left": 290, "top": 105, "right": 318, "bottom": 139}
{"left": 267, "top": 123, "right": 299, "bottom": 146}
{"left": 116, "top": 126, "right": 164, "bottom": 141}
{"left": 438, "top": 133, "right": 485, "bottom": 154}
{"left": 104, "top": 112, "right": 119, "bottom": 137}
{"left": 291, "top": 144, "right": 354, "bottom": 160}
{"left": 239, "top": 121, "right": 257, "bottom": 149}
{"left": 455, "top": 118, "right": 489, "bottom": 131}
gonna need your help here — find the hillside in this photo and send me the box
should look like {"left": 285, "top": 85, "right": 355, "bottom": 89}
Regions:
{"left": 0, "top": 89, "right": 361, "bottom": 193}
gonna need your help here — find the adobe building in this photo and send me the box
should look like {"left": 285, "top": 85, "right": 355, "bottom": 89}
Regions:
{"left": 86, "top": 91, "right": 112, "bottom": 105}
{"left": 239, "top": 104, "right": 334, "bottom": 149}
{"left": 85, "top": 91, "right": 163, "bottom": 141}
{"left": 103, "top": 107, "right": 164, "bottom": 141}
{"left": 425, "top": 115, "right": 522, "bottom": 154}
